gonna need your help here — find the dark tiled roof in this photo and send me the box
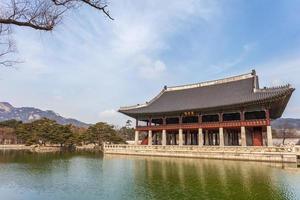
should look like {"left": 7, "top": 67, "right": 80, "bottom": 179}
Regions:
{"left": 119, "top": 71, "right": 294, "bottom": 118}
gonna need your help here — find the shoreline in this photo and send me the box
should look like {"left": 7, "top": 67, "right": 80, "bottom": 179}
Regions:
{"left": 0, "top": 144, "right": 99, "bottom": 153}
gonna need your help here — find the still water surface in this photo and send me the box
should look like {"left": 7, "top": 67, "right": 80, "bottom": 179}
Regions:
{"left": 0, "top": 151, "right": 300, "bottom": 200}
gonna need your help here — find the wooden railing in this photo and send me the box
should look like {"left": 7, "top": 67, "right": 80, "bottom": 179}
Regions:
{"left": 103, "top": 144, "right": 295, "bottom": 153}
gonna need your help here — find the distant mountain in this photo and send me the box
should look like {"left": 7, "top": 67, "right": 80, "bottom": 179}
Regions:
{"left": 0, "top": 102, "right": 89, "bottom": 127}
{"left": 272, "top": 118, "right": 300, "bottom": 130}
{"left": 0, "top": 102, "right": 298, "bottom": 130}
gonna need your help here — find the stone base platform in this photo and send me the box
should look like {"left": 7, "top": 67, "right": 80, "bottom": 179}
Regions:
{"left": 104, "top": 145, "right": 300, "bottom": 163}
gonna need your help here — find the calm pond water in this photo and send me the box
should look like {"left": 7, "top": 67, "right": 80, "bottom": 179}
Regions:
{"left": 0, "top": 151, "right": 300, "bottom": 200}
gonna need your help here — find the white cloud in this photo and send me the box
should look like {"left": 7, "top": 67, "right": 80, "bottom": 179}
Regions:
{"left": 208, "top": 43, "right": 256, "bottom": 74}
{"left": 258, "top": 53, "right": 300, "bottom": 86}
{"left": 136, "top": 55, "right": 166, "bottom": 79}
{"left": 1, "top": 0, "right": 222, "bottom": 125}
{"left": 98, "top": 109, "right": 130, "bottom": 127}
{"left": 99, "top": 109, "right": 118, "bottom": 118}
{"left": 256, "top": 52, "right": 300, "bottom": 118}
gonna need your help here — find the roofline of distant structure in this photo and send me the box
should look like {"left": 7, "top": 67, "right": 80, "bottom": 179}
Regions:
{"left": 119, "top": 70, "right": 258, "bottom": 111}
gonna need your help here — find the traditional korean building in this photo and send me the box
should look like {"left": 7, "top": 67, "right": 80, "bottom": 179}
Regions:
{"left": 119, "top": 70, "right": 294, "bottom": 147}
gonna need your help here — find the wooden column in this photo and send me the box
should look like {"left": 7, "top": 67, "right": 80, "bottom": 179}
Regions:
{"left": 219, "top": 127, "right": 224, "bottom": 146}
{"left": 265, "top": 108, "right": 270, "bottom": 124}
{"left": 240, "top": 110, "right": 245, "bottom": 121}
{"left": 241, "top": 126, "right": 246, "bottom": 146}
{"left": 162, "top": 130, "right": 167, "bottom": 146}
{"left": 134, "top": 130, "right": 139, "bottom": 145}
{"left": 219, "top": 112, "right": 223, "bottom": 122}
{"left": 163, "top": 117, "right": 166, "bottom": 125}
{"left": 198, "top": 128, "right": 203, "bottom": 147}
{"left": 178, "top": 129, "right": 183, "bottom": 146}
{"left": 148, "top": 130, "right": 152, "bottom": 146}
{"left": 198, "top": 114, "right": 202, "bottom": 123}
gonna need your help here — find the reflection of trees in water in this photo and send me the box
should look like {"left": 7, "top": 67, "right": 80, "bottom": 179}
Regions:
{"left": 0, "top": 150, "right": 101, "bottom": 164}
{"left": 0, "top": 150, "right": 104, "bottom": 195}
{"left": 129, "top": 156, "right": 293, "bottom": 200}
{"left": 0, "top": 150, "right": 103, "bottom": 178}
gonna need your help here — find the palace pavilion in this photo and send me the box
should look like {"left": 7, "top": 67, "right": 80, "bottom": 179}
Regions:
{"left": 119, "top": 70, "right": 294, "bottom": 147}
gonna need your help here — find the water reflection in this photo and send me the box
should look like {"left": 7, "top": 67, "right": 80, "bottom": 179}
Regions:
{"left": 104, "top": 155, "right": 300, "bottom": 200}
{"left": 0, "top": 151, "right": 299, "bottom": 200}
{"left": 0, "top": 150, "right": 104, "bottom": 200}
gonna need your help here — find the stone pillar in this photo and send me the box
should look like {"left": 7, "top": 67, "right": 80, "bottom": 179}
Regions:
{"left": 219, "top": 127, "right": 224, "bottom": 146}
{"left": 134, "top": 130, "right": 139, "bottom": 145}
{"left": 198, "top": 128, "right": 203, "bottom": 147}
{"left": 241, "top": 126, "right": 246, "bottom": 146}
{"left": 162, "top": 130, "right": 167, "bottom": 146}
{"left": 148, "top": 130, "right": 152, "bottom": 146}
{"left": 205, "top": 130, "right": 209, "bottom": 145}
{"left": 267, "top": 125, "right": 273, "bottom": 147}
{"left": 187, "top": 130, "right": 191, "bottom": 145}
{"left": 179, "top": 129, "right": 183, "bottom": 146}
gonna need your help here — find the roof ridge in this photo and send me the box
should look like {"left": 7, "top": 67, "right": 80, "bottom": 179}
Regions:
{"left": 119, "top": 71, "right": 256, "bottom": 111}
{"left": 255, "top": 84, "right": 292, "bottom": 92}
{"left": 166, "top": 71, "right": 255, "bottom": 92}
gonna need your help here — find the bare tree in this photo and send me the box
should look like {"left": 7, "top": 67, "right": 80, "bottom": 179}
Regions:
{"left": 0, "top": 0, "right": 113, "bottom": 66}
{"left": 0, "top": 24, "right": 17, "bottom": 67}
{"left": 279, "top": 120, "right": 290, "bottom": 145}
{"left": 278, "top": 120, "right": 297, "bottom": 145}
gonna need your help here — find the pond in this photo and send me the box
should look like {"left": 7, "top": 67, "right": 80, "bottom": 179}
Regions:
{"left": 0, "top": 150, "right": 300, "bottom": 200}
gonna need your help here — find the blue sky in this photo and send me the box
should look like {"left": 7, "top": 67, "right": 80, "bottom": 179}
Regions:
{"left": 1, "top": 0, "right": 300, "bottom": 126}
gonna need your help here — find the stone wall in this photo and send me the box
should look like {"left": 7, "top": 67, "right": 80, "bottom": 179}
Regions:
{"left": 104, "top": 145, "right": 298, "bottom": 163}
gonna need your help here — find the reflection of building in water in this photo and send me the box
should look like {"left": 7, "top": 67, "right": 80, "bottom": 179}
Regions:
{"left": 119, "top": 70, "right": 294, "bottom": 147}
{"left": 116, "top": 155, "right": 295, "bottom": 200}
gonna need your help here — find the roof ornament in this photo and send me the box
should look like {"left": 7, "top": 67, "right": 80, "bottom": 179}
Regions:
{"left": 164, "top": 85, "right": 167, "bottom": 90}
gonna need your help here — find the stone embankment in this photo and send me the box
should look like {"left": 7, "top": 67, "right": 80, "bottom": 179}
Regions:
{"left": 0, "top": 144, "right": 32, "bottom": 150}
{"left": 0, "top": 145, "right": 61, "bottom": 152}
{"left": 0, "top": 144, "right": 98, "bottom": 152}
{"left": 104, "top": 144, "right": 300, "bottom": 163}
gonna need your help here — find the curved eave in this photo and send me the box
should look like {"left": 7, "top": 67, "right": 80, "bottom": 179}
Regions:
{"left": 119, "top": 88, "right": 295, "bottom": 119}
{"left": 269, "top": 88, "right": 295, "bottom": 119}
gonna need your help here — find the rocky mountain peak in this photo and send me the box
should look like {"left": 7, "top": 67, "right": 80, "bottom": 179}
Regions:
{"left": 0, "top": 102, "right": 89, "bottom": 127}
{"left": 0, "top": 102, "right": 14, "bottom": 112}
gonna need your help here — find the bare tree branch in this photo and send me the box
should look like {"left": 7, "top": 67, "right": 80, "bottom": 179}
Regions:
{"left": 80, "top": 0, "right": 114, "bottom": 20}
{"left": 51, "top": 0, "right": 114, "bottom": 20}
{"left": 0, "top": 0, "right": 113, "bottom": 67}
{"left": 0, "top": 24, "right": 18, "bottom": 67}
